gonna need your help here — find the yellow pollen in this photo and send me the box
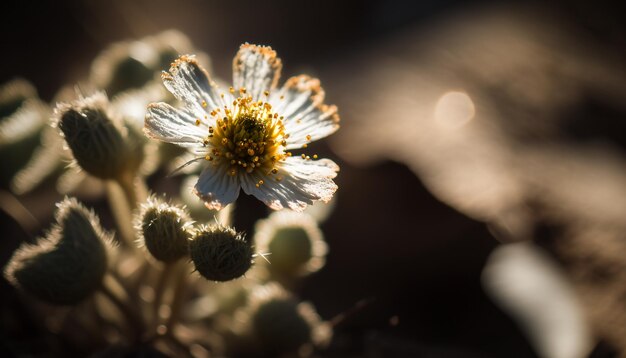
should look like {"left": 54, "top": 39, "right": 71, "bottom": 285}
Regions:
{"left": 203, "top": 95, "right": 289, "bottom": 177}
{"left": 201, "top": 100, "right": 207, "bottom": 108}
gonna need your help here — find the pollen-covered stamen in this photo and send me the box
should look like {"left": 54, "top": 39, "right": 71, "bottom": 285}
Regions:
{"left": 206, "top": 94, "right": 289, "bottom": 178}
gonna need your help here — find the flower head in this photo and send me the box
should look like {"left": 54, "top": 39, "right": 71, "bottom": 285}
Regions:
{"left": 145, "top": 44, "right": 340, "bottom": 211}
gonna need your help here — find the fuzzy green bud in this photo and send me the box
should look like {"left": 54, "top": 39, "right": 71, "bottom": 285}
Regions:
{"left": 190, "top": 225, "right": 254, "bottom": 282}
{"left": 89, "top": 30, "right": 211, "bottom": 96}
{"left": 239, "top": 284, "right": 332, "bottom": 356}
{"left": 54, "top": 92, "right": 142, "bottom": 180}
{"left": 135, "top": 195, "right": 192, "bottom": 262}
{"left": 104, "top": 56, "right": 154, "bottom": 96}
{"left": 254, "top": 211, "right": 327, "bottom": 278}
{"left": 4, "top": 197, "right": 112, "bottom": 305}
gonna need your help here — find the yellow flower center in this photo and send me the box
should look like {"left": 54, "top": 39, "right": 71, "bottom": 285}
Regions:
{"left": 200, "top": 93, "right": 289, "bottom": 185}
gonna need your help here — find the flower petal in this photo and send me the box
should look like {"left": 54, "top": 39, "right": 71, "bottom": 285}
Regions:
{"left": 241, "top": 157, "right": 339, "bottom": 211}
{"left": 145, "top": 102, "right": 206, "bottom": 147}
{"left": 269, "top": 75, "right": 340, "bottom": 150}
{"left": 284, "top": 104, "right": 339, "bottom": 150}
{"left": 161, "top": 55, "right": 225, "bottom": 115}
{"left": 194, "top": 164, "right": 241, "bottom": 210}
{"left": 232, "top": 44, "right": 282, "bottom": 101}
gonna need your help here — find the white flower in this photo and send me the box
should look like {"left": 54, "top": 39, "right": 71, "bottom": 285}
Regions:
{"left": 145, "top": 44, "right": 340, "bottom": 211}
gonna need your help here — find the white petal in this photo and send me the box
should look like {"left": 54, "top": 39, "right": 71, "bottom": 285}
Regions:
{"left": 269, "top": 75, "right": 340, "bottom": 150}
{"left": 269, "top": 75, "right": 322, "bottom": 117}
{"left": 284, "top": 105, "right": 339, "bottom": 150}
{"left": 232, "top": 44, "right": 282, "bottom": 101}
{"left": 161, "top": 55, "right": 226, "bottom": 115}
{"left": 144, "top": 102, "right": 205, "bottom": 147}
{"left": 194, "top": 164, "right": 241, "bottom": 210}
{"left": 241, "top": 157, "right": 339, "bottom": 211}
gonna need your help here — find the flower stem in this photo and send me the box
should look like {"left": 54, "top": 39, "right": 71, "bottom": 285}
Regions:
{"left": 116, "top": 170, "right": 148, "bottom": 209}
{"left": 106, "top": 170, "right": 148, "bottom": 248}
{"left": 151, "top": 261, "right": 176, "bottom": 332}
{"left": 100, "top": 274, "right": 146, "bottom": 342}
{"left": 106, "top": 181, "right": 136, "bottom": 248}
{"left": 165, "top": 261, "right": 189, "bottom": 331}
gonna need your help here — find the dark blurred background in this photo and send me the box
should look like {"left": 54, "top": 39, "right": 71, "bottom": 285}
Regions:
{"left": 2, "top": 0, "right": 626, "bottom": 357}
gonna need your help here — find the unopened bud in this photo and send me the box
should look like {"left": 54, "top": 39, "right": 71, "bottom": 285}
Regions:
{"left": 54, "top": 92, "right": 142, "bottom": 180}
{"left": 90, "top": 30, "right": 210, "bottom": 96}
{"left": 4, "top": 197, "right": 112, "bottom": 305}
{"left": 0, "top": 79, "right": 50, "bottom": 187}
{"left": 190, "top": 225, "right": 254, "bottom": 282}
{"left": 254, "top": 211, "right": 327, "bottom": 278}
{"left": 0, "top": 78, "right": 36, "bottom": 118}
{"left": 135, "top": 195, "right": 192, "bottom": 262}
{"left": 91, "top": 44, "right": 154, "bottom": 96}
{"left": 239, "top": 283, "right": 332, "bottom": 356}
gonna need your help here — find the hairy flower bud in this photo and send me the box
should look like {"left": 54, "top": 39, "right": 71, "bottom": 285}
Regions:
{"left": 90, "top": 30, "right": 211, "bottom": 96}
{"left": 0, "top": 78, "right": 36, "bottom": 119}
{"left": 254, "top": 211, "right": 327, "bottom": 278}
{"left": 54, "top": 92, "right": 143, "bottom": 180}
{"left": 0, "top": 79, "right": 50, "bottom": 187}
{"left": 190, "top": 225, "right": 254, "bottom": 282}
{"left": 235, "top": 283, "right": 331, "bottom": 356}
{"left": 135, "top": 195, "right": 192, "bottom": 262}
{"left": 4, "top": 197, "right": 112, "bottom": 305}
